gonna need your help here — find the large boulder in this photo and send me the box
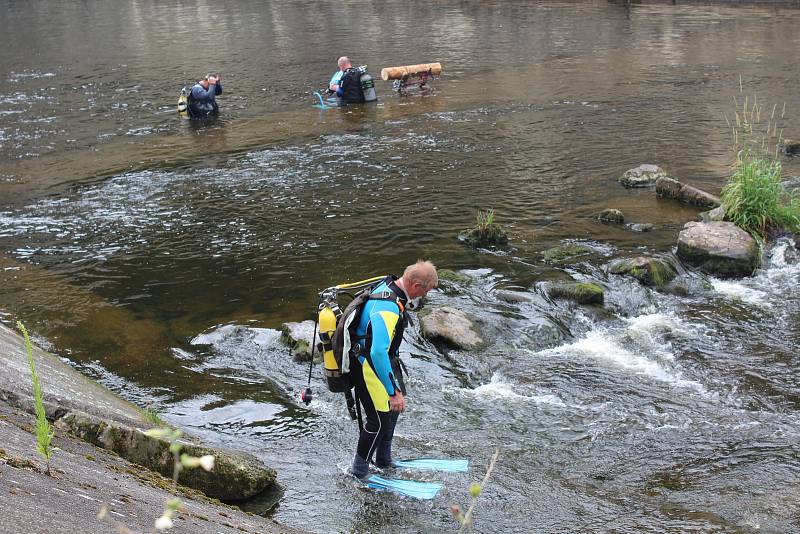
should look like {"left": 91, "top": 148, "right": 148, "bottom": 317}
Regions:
{"left": 419, "top": 307, "right": 483, "bottom": 350}
{"left": 619, "top": 164, "right": 667, "bottom": 188}
{"left": 280, "top": 320, "right": 316, "bottom": 362}
{"left": 656, "top": 177, "right": 721, "bottom": 209}
{"left": 609, "top": 256, "right": 677, "bottom": 288}
{"left": 545, "top": 282, "right": 604, "bottom": 305}
{"left": 676, "top": 221, "right": 760, "bottom": 278}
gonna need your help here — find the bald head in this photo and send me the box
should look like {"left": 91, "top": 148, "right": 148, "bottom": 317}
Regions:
{"left": 401, "top": 260, "right": 438, "bottom": 292}
{"left": 337, "top": 56, "right": 352, "bottom": 70}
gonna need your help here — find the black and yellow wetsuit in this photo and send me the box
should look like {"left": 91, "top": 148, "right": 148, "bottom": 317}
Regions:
{"left": 350, "top": 276, "right": 408, "bottom": 473}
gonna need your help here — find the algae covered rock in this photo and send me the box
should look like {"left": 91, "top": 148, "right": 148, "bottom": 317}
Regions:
{"left": 609, "top": 256, "right": 677, "bottom": 288}
{"left": 458, "top": 225, "right": 509, "bottom": 248}
{"left": 542, "top": 243, "right": 593, "bottom": 263}
{"left": 436, "top": 268, "right": 472, "bottom": 295}
{"left": 619, "top": 164, "right": 667, "bottom": 188}
{"left": 598, "top": 209, "right": 624, "bottom": 224}
{"left": 781, "top": 139, "right": 800, "bottom": 156}
{"left": 280, "top": 320, "right": 316, "bottom": 362}
{"left": 419, "top": 306, "right": 483, "bottom": 350}
{"left": 546, "top": 282, "right": 604, "bottom": 305}
{"left": 57, "top": 411, "right": 277, "bottom": 501}
{"left": 458, "top": 209, "right": 509, "bottom": 248}
{"left": 655, "top": 177, "right": 721, "bottom": 209}
{"left": 676, "top": 221, "right": 760, "bottom": 278}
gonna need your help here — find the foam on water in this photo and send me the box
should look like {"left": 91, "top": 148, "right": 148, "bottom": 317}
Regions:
{"left": 711, "top": 279, "right": 770, "bottom": 307}
{"left": 468, "top": 374, "right": 567, "bottom": 406}
{"left": 541, "top": 320, "right": 706, "bottom": 394}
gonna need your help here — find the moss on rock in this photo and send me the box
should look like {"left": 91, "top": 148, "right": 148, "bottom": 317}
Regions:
{"left": 609, "top": 257, "right": 677, "bottom": 288}
{"left": 542, "top": 244, "right": 593, "bottom": 264}
{"left": 546, "top": 282, "right": 604, "bottom": 305}
{"left": 458, "top": 225, "right": 509, "bottom": 248}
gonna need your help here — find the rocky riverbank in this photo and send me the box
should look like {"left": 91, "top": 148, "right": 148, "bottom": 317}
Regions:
{"left": 0, "top": 323, "right": 303, "bottom": 534}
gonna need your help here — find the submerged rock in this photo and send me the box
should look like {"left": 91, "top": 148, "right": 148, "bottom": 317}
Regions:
{"left": 699, "top": 205, "right": 726, "bottom": 222}
{"left": 676, "top": 221, "right": 760, "bottom": 278}
{"left": 545, "top": 282, "right": 604, "bottom": 305}
{"left": 626, "top": 223, "right": 655, "bottom": 232}
{"left": 436, "top": 269, "right": 472, "bottom": 295}
{"left": 619, "top": 164, "right": 667, "bottom": 188}
{"left": 542, "top": 243, "right": 593, "bottom": 263}
{"left": 419, "top": 307, "right": 483, "bottom": 350}
{"left": 598, "top": 209, "right": 624, "bottom": 224}
{"left": 655, "top": 177, "right": 721, "bottom": 209}
{"left": 280, "top": 320, "right": 316, "bottom": 362}
{"left": 781, "top": 139, "right": 800, "bottom": 156}
{"left": 609, "top": 256, "right": 677, "bottom": 288}
{"left": 494, "top": 290, "right": 535, "bottom": 304}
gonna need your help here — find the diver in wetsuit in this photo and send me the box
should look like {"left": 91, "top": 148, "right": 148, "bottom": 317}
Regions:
{"left": 349, "top": 260, "right": 438, "bottom": 479}
{"left": 188, "top": 73, "right": 223, "bottom": 118}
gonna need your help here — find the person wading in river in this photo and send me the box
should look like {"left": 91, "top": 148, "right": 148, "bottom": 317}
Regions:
{"left": 349, "top": 260, "right": 438, "bottom": 479}
{"left": 188, "top": 73, "right": 223, "bottom": 118}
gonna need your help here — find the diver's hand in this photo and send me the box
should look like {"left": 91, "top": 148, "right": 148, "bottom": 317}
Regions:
{"left": 389, "top": 391, "right": 405, "bottom": 413}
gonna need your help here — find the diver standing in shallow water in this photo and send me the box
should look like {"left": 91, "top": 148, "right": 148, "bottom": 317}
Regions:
{"left": 349, "top": 260, "right": 438, "bottom": 479}
{"left": 188, "top": 73, "right": 223, "bottom": 118}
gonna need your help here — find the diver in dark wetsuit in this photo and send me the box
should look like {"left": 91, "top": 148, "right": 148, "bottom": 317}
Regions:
{"left": 188, "top": 73, "right": 223, "bottom": 118}
{"left": 349, "top": 261, "right": 438, "bottom": 479}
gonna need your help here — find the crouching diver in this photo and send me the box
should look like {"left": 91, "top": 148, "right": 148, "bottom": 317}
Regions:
{"left": 188, "top": 73, "right": 223, "bottom": 118}
{"left": 349, "top": 260, "right": 438, "bottom": 479}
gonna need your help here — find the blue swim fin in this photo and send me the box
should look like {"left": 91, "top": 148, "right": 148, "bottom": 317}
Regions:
{"left": 364, "top": 474, "right": 442, "bottom": 499}
{"left": 394, "top": 458, "right": 469, "bottom": 473}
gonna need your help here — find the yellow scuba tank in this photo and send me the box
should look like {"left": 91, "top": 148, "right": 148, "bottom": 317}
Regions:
{"left": 318, "top": 300, "right": 343, "bottom": 391}
{"left": 177, "top": 87, "right": 190, "bottom": 119}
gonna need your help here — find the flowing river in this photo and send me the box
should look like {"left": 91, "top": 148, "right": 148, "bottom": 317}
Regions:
{"left": 2, "top": 1, "right": 800, "bottom": 532}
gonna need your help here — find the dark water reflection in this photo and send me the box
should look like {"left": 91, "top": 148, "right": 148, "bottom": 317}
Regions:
{"left": 2, "top": 1, "right": 800, "bottom": 533}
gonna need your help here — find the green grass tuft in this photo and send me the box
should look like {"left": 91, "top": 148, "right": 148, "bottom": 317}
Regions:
{"left": 721, "top": 151, "right": 800, "bottom": 239}
{"left": 16, "top": 321, "right": 54, "bottom": 475}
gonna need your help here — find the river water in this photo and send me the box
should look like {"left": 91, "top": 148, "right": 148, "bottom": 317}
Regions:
{"left": 2, "top": 1, "right": 800, "bottom": 532}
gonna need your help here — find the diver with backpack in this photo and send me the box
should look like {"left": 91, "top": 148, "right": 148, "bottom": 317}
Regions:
{"left": 178, "top": 73, "right": 223, "bottom": 119}
{"left": 327, "top": 56, "right": 377, "bottom": 105}
{"left": 304, "top": 260, "right": 438, "bottom": 480}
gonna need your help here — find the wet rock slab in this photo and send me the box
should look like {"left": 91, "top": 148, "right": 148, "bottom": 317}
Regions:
{"left": 0, "top": 403, "right": 298, "bottom": 534}
{"left": 676, "top": 221, "right": 760, "bottom": 278}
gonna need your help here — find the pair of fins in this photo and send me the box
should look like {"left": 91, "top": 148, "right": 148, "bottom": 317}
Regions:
{"left": 359, "top": 458, "right": 469, "bottom": 500}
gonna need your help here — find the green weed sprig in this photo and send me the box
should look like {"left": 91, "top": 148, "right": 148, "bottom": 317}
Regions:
{"left": 17, "top": 321, "right": 54, "bottom": 475}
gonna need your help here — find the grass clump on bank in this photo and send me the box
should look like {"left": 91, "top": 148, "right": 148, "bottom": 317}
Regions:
{"left": 721, "top": 151, "right": 800, "bottom": 240}
{"left": 721, "top": 80, "right": 800, "bottom": 240}
{"left": 16, "top": 321, "right": 55, "bottom": 475}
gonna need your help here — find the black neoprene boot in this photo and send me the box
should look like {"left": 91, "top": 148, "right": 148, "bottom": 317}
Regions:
{"left": 374, "top": 438, "right": 396, "bottom": 469}
{"left": 350, "top": 454, "right": 370, "bottom": 480}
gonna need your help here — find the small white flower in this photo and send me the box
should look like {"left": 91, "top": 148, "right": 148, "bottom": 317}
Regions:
{"left": 155, "top": 514, "right": 173, "bottom": 530}
{"left": 199, "top": 455, "right": 215, "bottom": 472}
